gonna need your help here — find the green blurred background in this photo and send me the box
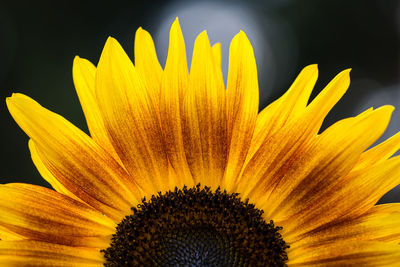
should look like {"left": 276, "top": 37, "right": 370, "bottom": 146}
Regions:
{"left": 1, "top": 0, "right": 399, "bottom": 203}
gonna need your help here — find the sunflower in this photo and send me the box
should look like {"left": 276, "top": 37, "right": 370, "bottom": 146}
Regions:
{"left": 3, "top": 18, "right": 400, "bottom": 266}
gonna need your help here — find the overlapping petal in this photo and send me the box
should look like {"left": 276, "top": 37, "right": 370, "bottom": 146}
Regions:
{"left": 267, "top": 106, "right": 393, "bottom": 222}
{"left": 0, "top": 240, "right": 103, "bottom": 267}
{"left": 134, "top": 27, "right": 163, "bottom": 113}
{"left": 72, "top": 56, "right": 120, "bottom": 161}
{"left": 211, "top": 43, "right": 221, "bottom": 68}
{"left": 6, "top": 94, "right": 140, "bottom": 221}
{"left": 159, "top": 19, "right": 193, "bottom": 187}
{"left": 246, "top": 65, "right": 318, "bottom": 160}
{"left": 354, "top": 131, "right": 400, "bottom": 171}
{"left": 95, "top": 37, "right": 169, "bottom": 195}
{"left": 284, "top": 154, "right": 400, "bottom": 239}
{"left": 223, "top": 31, "right": 259, "bottom": 190}
{"left": 289, "top": 241, "right": 400, "bottom": 266}
{"left": 181, "top": 31, "right": 227, "bottom": 188}
{"left": 28, "top": 140, "right": 81, "bottom": 201}
{"left": 0, "top": 184, "right": 114, "bottom": 248}
{"left": 290, "top": 203, "right": 400, "bottom": 250}
{"left": 0, "top": 226, "right": 23, "bottom": 241}
{"left": 236, "top": 69, "right": 351, "bottom": 203}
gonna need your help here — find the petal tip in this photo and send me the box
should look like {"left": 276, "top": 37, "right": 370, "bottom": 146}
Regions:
{"left": 342, "top": 68, "right": 352, "bottom": 75}
{"left": 199, "top": 30, "right": 208, "bottom": 37}
{"left": 105, "top": 36, "right": 118, "bottom": 48}
{"left": 380, "top": 104, "right": 395, "bottom": 113}
{"left": 233, "top": 30, "right": 249, "bottom": 43}
{"left": 73, "top": 56, "right": 84, "bottom": 67}
{"left": 6, "top": 94, "right": 20, "bottom": 114}
{"left": 194, "top": 31, "right": 210, "bottom": 48}
{"left": 334, "top": 68, "right": 352, "bottom": 83}
{"left": 100, "top": 37, "right": 123, "bottom": 64}
{"left": 5, "top": 96, "right": 12, "bottom": 105}
{"left": 302, "top": 64, "right": 318, "bottom": 74}
{"left": 212, "top": 42, "right": 221, "bottom": 49}
{"left": 7, "top": 93, "right": 21, "bottom": 102}
{"left": 171, "top": 17, "right": 182, "bottom": 31}
{"left": 135, "top": 27, "right": 146, "bottom": 37}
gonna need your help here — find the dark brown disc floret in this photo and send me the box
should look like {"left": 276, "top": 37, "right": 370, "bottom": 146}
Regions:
{"left": 102, "top": 185, "right": 289, "bottom": 266}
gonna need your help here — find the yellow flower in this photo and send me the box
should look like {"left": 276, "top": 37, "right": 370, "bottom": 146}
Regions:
{"left": 3, "top": 18, "right": 400, "bottom": 266}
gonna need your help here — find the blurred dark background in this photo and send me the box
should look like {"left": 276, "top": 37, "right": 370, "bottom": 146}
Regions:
{"left": 1, "top": 0, "right": 399, "bottom": 203}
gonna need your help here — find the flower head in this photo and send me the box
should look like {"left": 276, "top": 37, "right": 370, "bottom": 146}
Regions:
{"left": 3, "top": 18, "right": 400, "bottom": 266}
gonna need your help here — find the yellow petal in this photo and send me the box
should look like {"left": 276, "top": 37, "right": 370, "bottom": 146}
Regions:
{"left": 134, "top": 27, "right": 163, "bottom": 112}
{"left": 291, "top": 203, "right": 400, "bottom": 249}
{"left": 236, "top": 69, "right": 351, "bottom": 203}
{"left": 223, "top": 31, "right": 259, "bottom": 190}
{"left": 354, "top": 130, "right": 400, "bottom": 171}
{"left": 211, "top": 42, "right": 221, "bottom": 68}
{"left": 0, "top": 183, "right": 114, "bottom": 248}
{"left": 362, "top": 203, "right": 400, "bottom": 243}
{"left": 95, "top": 37, "right": 169, "bottom": 194}
{"left": 72, "top": 56, "right": 119, "bottom": 161}
{"left": 284, "top": 149, "right": 400, "bottom": 239}
{"left": 160, "top": 18, "right": 193, "bottom": 187}
{"left": 0, "top": 240, "right": 103, "bottom": 267}
{"left": 6, "top": 93, "right": 140, "bottom": 221}
{"left": 246, "top": 65, "right": 318, "bottom": 160}
{"left": 28, "top": 139, "right": 81, "bottom": 201}
{"left": 0, "top": 225, "right": 23, "bottom": 241}
{"left": 306, "top": 68, "right": 351, "bottom": 119}
{"left": 268, "top": 106, "right": 393, "bottom": 221}
{"left": 288, "top": 241, "right": 400, "bottom": 266}
{"left": 181, "top": 31, "right": 227, "bottom": 188}
{"left": 343, "top": 156, "right": 400, "bottom": 217}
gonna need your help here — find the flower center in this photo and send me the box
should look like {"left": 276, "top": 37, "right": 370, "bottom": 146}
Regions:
{"left": 102, "top": 185, "right": 289, "bottom": 266}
